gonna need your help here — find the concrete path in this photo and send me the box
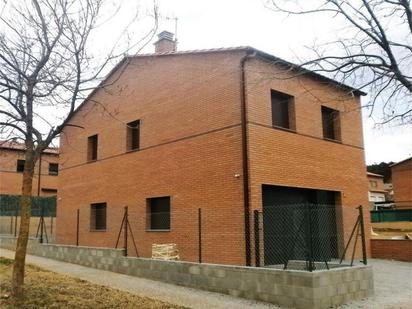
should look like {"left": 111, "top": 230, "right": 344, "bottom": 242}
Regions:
{"left": 0, "top": 249, "right": 278, "bottom": 309}
{"left": 1, "top": 249, "right": 411, "bottom": 309}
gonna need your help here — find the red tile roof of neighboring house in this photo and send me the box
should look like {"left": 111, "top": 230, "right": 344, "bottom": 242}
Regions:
{"left": 390, "top": 157, "right": 412, "bottom": 168}
{"left": 0, "top": 141, "right": 59, "bottom": 155}
{"left": 367, "top": 172, "right": 384, "bottom": 178}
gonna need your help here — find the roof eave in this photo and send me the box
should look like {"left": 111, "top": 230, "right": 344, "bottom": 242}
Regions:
{"left": 390, "top": 157, "right": 412, "bottom": 167}
{"left": 251, "top": 48, "right": 367, "bottom": 97}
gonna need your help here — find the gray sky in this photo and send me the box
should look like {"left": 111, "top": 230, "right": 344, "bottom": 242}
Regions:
{"left": 138, "top": 0, "right": 411, "bottom": 164}
{"left": 3, "top": 0, "right": 410, "bottom": 164}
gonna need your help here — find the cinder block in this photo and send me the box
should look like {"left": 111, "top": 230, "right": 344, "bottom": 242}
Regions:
{"left": 214, "top": 269, "right": 226, "bottom": 278}
{"left": 348, "top": 280, "right": 360, "bottom": 293}
{"left": 189, "top": 265, "right": 201, "bottom": 275}
{"left": 275, "top": 295, "right": 295, "bottom": 308}
{"left": 292, "top": 275, "right": 313, "bottom": 287}
{"left": 294, "top": 298, "right": 316, "bottom": 309}
{"left": 228, "top": 289, "right": 242, "bottom": 297}
{"left": 332, "top": 294, "right": 344, "bottom": 306}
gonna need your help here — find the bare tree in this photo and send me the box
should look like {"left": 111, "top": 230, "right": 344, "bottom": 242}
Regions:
{"left": 266, "top": 0, "right": 412, "bottom": 125}
{"left": 0, "top": 0, "right": 157, "bottom": 296}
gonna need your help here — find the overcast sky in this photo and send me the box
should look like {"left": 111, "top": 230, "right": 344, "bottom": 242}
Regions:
{"left": 129, "top": 0, "right": 411, "bottom": 165}
{"left": 3, "top": 0, "right": 410, "bottom": 164}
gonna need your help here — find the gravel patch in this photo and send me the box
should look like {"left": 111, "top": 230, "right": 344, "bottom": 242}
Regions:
{"left": 335, "top": 259, "right": 412, "bottom": 309}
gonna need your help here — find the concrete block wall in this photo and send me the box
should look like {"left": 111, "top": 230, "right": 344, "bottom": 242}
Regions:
{"left": 0, "top": 236, "right": 373, "bottom": 309}
{"left": 0, "top": 236, "right": 124, "bottom": 267}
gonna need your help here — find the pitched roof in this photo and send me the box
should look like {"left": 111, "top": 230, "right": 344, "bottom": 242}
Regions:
{"left": 131, "top": 46, "right": 366, "bottom": 96}
{"left": 64, "top": 46, "right": 366, "bottom": 128}
{"left": 390, "top": 157, "right": 412, "bottom": 168}
{"left": 367, "top": 172, "right": 384, "bottom": 178}
{"left": 0, "top": 141, "right": 59, "bottom": 155}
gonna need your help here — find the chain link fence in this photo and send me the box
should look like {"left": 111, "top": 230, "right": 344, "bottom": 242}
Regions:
{"left": 1, "top": 197, "right": 366, "bottom": 270}
{"left": 0, "top": 194, "right": 56, "bottom": 241}
{"left": 254, "top": 203, "right": 367, "bottom": 271}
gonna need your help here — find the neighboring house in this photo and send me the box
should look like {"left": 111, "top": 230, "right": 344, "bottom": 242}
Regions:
{"left": 0, "top": 141, "right": 59, "bottom": 196}
{"left": 383, "top": 183, "right": 394, "bottom": 202}
{"left": 367, "top": 172, "right": 386, "bottom": 204}
{"left": 391, "top": 157, "right": 412, "bottom": 209}
{"left": 56, "top": 31, "right": 370, "bottom": 265}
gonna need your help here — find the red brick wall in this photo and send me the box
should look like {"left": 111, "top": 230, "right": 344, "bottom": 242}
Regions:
{"left": 0, "top": 149, "right": 59, "bottom": 196}
{"left": 57, "top": 50, "right": 370, "bottom": 265}
{"left": 57, "top": 51, "right": 248, "bottom": 265}
{"left": 367, "top": 174, "right": 385, "bottom": 192}
{"left": 371, "top": 239, "right": 412, "bottom": 262}
{"left": 391, "top": 159, "right": 412, "bottom": 208}
{"left": 244, "top": 58, "right": 370, "bottom": 260}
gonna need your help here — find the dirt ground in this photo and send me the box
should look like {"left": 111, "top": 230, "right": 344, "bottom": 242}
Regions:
{"left": 371, "top": 221, "right": 412, "bottom": 239}
{"left": 0, "top": 257, "right": 186, "bottom": 309}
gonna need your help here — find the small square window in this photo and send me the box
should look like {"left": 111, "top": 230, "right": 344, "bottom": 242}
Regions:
{"left": 147, "top": 197, "right": 170, "bottom": 230}
{"left": 90, "top": 203, "right": 106, "bottom": 231}
{"left": 49, "top": 163, "right": 59, "bottom": 176}
{"left": 87, "top": 134, "right": 98, "bottom": 161}
{"left": 126, "top": 120, "right": 140, "bottom": 151}
{"left": 16, "top": 160, "right": 25, "bottom": 172}
{"left": 271, "top": 90, "right": 295, "bottom": 130}
{"left": 321, "top": 106, "right": 341, "bottom": 141}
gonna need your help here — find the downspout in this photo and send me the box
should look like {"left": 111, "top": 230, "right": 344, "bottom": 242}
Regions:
{"left": 240, "top": 49, "right": 256, "bottom": 266}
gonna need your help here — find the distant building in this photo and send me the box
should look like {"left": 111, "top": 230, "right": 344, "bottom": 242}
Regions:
{"left": 391, "top": 157, "right": 412, "bottom": 209}
{"left": 367, "top": 172, "right": 386, "bottom": 204}
{"left": 0, "top": 141, "right": 59, "bottom": 196}
{"left": 383, "top": 183, "right": 394, "bottom": 201}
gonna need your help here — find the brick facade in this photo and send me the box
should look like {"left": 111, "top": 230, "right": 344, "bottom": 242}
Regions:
{"left": 0, "top": 143, "right": 59, "bottom": 196}
{"left": 56, "top": 48, "right": 370, "bottom": 265}
{"left": 391, "top": 158, "right": 412, "bottom": 209}
{"left": 371, "top": 239, "right": 412, "bottom": 262}
{"left": 367, "top": 172, "right": 386, "bottom": 204}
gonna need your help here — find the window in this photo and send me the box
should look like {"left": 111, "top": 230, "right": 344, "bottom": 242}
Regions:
{"left": 16, "top": 159, "right": 25, "bottom": 172}
{"left": 90, "top": 203, "right": 107, "bottom": 231}
{"left": 126, "top": 120, "right": 140, "bottom": 151}
{"left": 49, "top": 163, "right": 59, "bottom": 176}
{"left": 41, "top": 188, "right": 57, "bottom": 194}
{"left": 271, "top": 89, "right": 294, "bottom": 130}
{"left": 147, "top": 196, "right": 170, "bottom": 230}
{"left": 321, "top": 106, "right": 341, "bottom": 141}
{"left": 87, "top": 134, "right": 98, "bottom": 161}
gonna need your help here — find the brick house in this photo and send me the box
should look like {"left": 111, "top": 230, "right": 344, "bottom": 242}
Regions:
{"left": 56, "top": 32, "right": 370, "bottom": 265}
{"left": 0, "top": 141, "right": 59, "bottom": 196}
{"left": 391, "top": 157, "right": 412, "bottom": 209}
{"left": 367, "top": 172, "right": 386, "bottom": 205}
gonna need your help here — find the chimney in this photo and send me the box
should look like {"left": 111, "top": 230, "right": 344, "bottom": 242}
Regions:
{"left": 154, "top": 31, "right": 177, "bottom": 53}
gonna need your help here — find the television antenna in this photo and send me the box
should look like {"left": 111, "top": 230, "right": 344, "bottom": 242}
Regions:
{"left": 162, "top": 15, "right": 178, "bottom": 44}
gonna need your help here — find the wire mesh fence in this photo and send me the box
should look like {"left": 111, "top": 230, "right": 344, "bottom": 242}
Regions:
{"left": 0, "top": 194, "right": 56, "bottom": 217}
{"left": 254, "top": 203, "right": 367, "bottom": 271}
{"left": 1, "top": 198, "right": 367, "bottom": 271}
{"left": 0, "top": 194, "right": 56, "bottom": 241}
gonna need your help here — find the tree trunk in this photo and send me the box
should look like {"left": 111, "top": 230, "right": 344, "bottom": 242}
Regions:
{"left": 11, "top": 149, "right": 36, "bottom": 296}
